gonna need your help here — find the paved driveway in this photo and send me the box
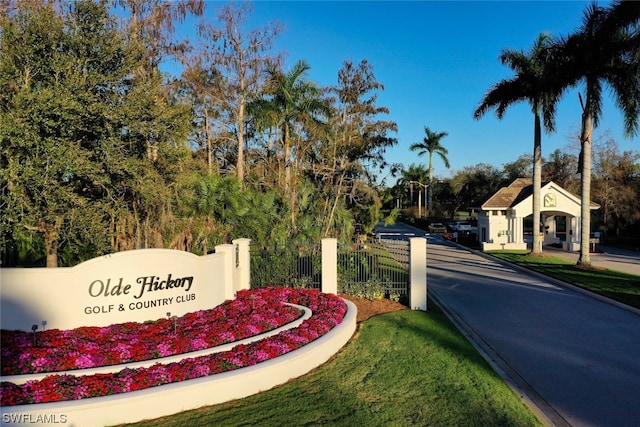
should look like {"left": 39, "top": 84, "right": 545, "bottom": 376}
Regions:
{"left": 427, "top": 238, "right": 640, "bottom": 427}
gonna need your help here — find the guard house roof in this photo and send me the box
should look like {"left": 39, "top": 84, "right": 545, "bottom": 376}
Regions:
{"left": 478, "top": 178, "right": 599, "bottom": 211}
{"left": 482, "top": 178, "right": 533, "bottom": 210}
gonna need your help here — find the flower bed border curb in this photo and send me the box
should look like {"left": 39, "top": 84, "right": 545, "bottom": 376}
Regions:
{"left": 1, "top": 299, "right": 357, "bottom": 427}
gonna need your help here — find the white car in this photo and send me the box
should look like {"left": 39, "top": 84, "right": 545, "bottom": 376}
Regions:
{"left": 450, "top": 221, "right": 472, "bottom": 232}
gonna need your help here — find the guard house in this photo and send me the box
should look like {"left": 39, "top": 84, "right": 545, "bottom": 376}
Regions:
{"left": 476, "top": 178, "right": 599, "bottom": 252}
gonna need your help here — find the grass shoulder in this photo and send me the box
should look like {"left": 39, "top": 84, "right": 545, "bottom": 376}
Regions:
{"left": 125, "top": 305, "right": 541, "bottom": 427}
{"left": 487, "top": 250, "right": 640, "bottom": 310}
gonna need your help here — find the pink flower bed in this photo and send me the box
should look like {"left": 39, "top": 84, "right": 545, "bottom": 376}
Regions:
{"left": 0, "top": 288, "right": 348, "bottom": 406}
{"left": 1, "top": 289, "right": 303, "bottom": 375}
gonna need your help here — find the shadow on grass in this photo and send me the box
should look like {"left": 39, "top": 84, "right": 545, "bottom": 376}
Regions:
{"left": 125, "top": 308, "right": 540, "bottom": 427}
{"left": 367, "top": 309, "right": 541, "bottom": 426}
{"left": 374, "top": 305, "right": 492, "bottom": 372}
{"left": 492, "top": 252, "right": 640, "bottom": 310}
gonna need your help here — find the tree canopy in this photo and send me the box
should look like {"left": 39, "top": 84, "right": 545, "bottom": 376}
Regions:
{"left": 1, "top": 0, "right": 639, "bottom": 267}
{"left": 0, "top": 1, "right": 398, "bottom": 266}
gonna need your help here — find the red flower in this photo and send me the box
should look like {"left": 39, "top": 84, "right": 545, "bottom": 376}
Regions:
{"left": 1, "top": 288, "right": 348, "bottom": 406}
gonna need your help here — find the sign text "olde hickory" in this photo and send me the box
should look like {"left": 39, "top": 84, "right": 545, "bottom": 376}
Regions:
{"left": 88, "top": 274, "right": 195, "bottom": 300}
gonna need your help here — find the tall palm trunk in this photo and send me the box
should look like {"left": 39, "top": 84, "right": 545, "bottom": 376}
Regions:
{"left": 237, "top": 97, "right": 245, "bottom": 187}
{"left": 204, "top": 112, "right": 212, "bottom": 174}
{"left": 428, "top": 156, "right": 433, "bottom": 217}
{"left": 283, "top": 122, "right": 291, "bottom": 194}
{"left": 577, "top": 104, "right": 593, "bottom": 266}
{"left": 283, "top": 122, "right": 295, "bottom": 227}
{"left": 532, "top": 113, "right": 543, "bottom": 255}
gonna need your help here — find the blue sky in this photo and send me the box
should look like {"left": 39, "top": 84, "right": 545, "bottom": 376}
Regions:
{"left": 185, "top": 1, "right": 638, "bottom": 181}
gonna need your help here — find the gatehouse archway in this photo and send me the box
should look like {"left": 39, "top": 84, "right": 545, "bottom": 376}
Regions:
{"left": 476, "top": 179, "right": 599, "bottom": 252}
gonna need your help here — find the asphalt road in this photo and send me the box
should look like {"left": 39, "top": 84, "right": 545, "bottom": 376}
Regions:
{"left": 426, "top": 238, "right": 640, "bottom": 427}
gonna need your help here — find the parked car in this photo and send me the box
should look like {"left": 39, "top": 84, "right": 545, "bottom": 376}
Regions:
{"left": 428, "top": 223, "right": 447, "bottom": 233}
{"left": 449, "top": 221, "right": 472, "bottom": 233}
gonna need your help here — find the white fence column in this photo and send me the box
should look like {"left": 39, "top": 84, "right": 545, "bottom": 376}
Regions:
{"left": 233, "top": 238, "right": 251, "bottom": 292}
{"left": 215, "top": 244, "right": 235, "bottom": 300}
{"left": 321, "top": 238, "right": 338, "bottom": 294}
{"left": 409, "top": 237, "right": 427, "bottom": 311}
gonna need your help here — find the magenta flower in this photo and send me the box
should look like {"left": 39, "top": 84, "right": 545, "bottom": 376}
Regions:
{"left": 0, "top": 288, "right": 348, "bottom": 407}
{"left": 1, "top": 292, "right": 303, "bottom": 375}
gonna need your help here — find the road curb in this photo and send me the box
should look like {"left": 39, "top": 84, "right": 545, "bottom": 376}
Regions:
{"left": 427, "top": 238, "right": 640, "bottom": 426}
{"left": 465, "top": 244, "right": 640, "bottom": 319}
{"left": 428, "top": 289, "right": 568, "bottom": 427}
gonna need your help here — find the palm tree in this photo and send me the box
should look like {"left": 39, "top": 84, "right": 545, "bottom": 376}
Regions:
{"left": 250, "top": 60, "right": 331, "bottom": 226}
{"left": 473, "top": 33, "right": 561, "bottom": 255}
{"left": 550, "top": 1, "right": 640, "bottom": 266}
{"left": 409, "top": 127, "right": 450, "bottom": 217}
{"left": 396, "top": 164, "right": 430, "bottom": 213}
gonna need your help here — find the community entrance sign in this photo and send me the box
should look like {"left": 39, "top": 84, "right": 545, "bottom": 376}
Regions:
{"left": 1, "top": 241, "right": 250, "bottom": 331}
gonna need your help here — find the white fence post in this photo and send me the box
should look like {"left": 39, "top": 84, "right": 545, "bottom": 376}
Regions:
{"left": 409, "top": 237, "right": 427, "bottom": 311}
{"left": 215, "top": 244, "right": 235, "bottom": 300}
{"left": 321, "top": 238, "right": 338, "bottom": 294}
{"left": 232, "top": 238, "right": 251, "bottom": 292}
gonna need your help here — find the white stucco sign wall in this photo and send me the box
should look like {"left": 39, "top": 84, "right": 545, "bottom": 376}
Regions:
{"left": 1, "top": 243, "right": 250, "bottom": 332}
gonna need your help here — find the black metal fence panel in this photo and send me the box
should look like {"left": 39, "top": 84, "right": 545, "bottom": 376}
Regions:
{"left": 250, "top": 243, "right": 322, "bottom": 290}
{"left": 250, "top": 238, "right": 410, "bottom": 306}
{"left": 337, "top": 238, "right": 409, "bottom": 303}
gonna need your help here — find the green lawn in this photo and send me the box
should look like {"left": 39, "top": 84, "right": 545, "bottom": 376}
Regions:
{"left": 119, "top": 245, "right": 640, "bottom": 427}
{"left": 123, "top": 305, "right": 541, "bottom": 427}
{"left": 488, "top": 251, "right": 640, "bottom": 309}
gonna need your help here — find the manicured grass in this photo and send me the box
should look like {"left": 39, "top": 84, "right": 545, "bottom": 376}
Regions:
{"left": 125, "top": 306, "right": 541, "bottom": 427}
{"left": 489, "top": 251, "right": 640, "bottom": 309}
{"left": 338, "top": 244, "right": 409, "bottom": 301}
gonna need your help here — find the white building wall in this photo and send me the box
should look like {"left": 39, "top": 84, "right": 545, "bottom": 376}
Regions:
{"left": 564, "top": 216, "right": 581, "bottom": 251}
{"left": 493, "top": 214, "right": 509, "bottom": 244}
{"left": 481, "top": 211, "right": 527, "bottom": 250}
